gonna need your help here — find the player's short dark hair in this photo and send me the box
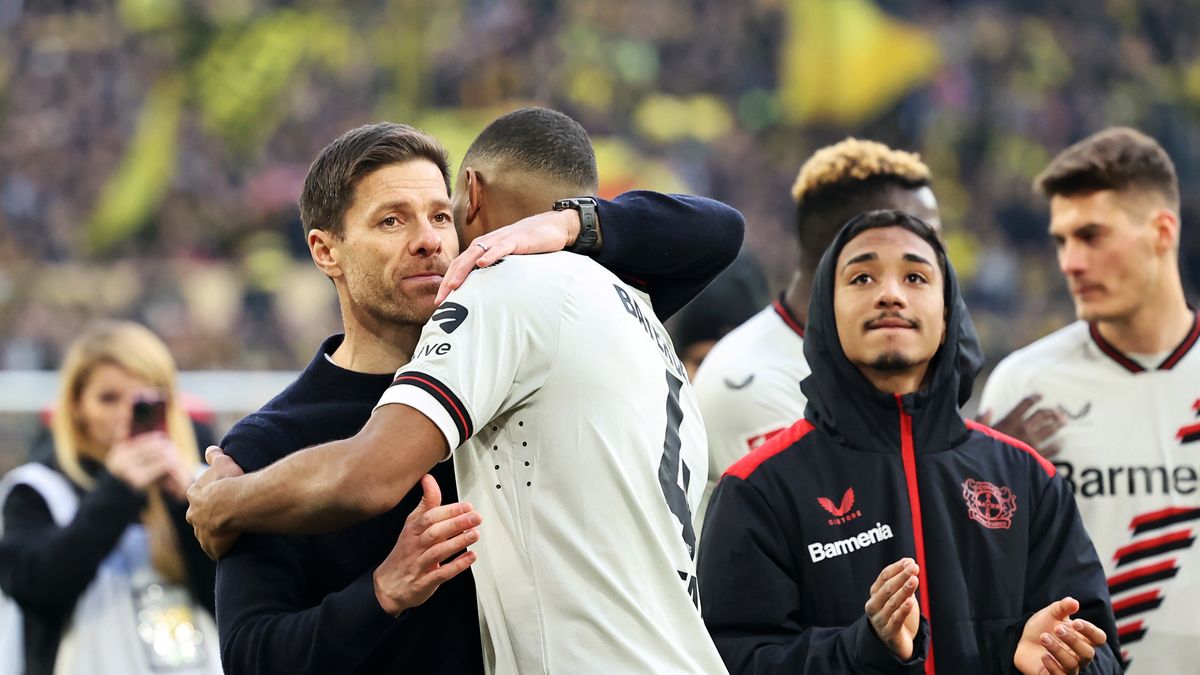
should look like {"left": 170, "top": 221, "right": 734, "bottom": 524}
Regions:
{"left": 299, "top": 122, "right": 450, "bottom": 238}
{"left": 463, "top": 107, "right": 599, "bottom": 192}
{"left": 1035, "top": 127, "right": 1179, "bottom": 212}
{"left": 793, "top": 139, "right": 932, "bottom": 275}
{"left": 842, "top": 209, "right": 948, "bottom": 285}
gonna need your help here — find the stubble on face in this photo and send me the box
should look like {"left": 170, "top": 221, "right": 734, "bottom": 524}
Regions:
{"left": 337, "top": 160, "right": 457, "bottom": 328}
{"left": 342, "top": 254, "right": 445, "bottom": 326}
{"left": 869, "top": 351, "right": 919, "bottom": 372}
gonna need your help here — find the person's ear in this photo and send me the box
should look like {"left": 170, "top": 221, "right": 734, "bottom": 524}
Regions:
{"left": 1149, "top": 208, "right": 1179, "bottom": 256}
{"left": 465, "top": 168, "right": 484, "bottom": 226}
{"left": 308, "top": 229, "right": 343, "bottom": 280}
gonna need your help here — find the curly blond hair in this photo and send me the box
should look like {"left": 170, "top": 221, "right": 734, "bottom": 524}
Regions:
{"left": 791, "top": 138, "right": 930, "bottom": 204}
{"left": 790, "top": 138, "right": 935, "bottom": 273}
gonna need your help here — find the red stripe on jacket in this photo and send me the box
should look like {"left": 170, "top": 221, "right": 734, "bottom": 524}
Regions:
{"left": 724, "top": 419, "right": 815, "bottom": 480}
{"left": 965, "top": 419, "right": 1056, "bottom": 477}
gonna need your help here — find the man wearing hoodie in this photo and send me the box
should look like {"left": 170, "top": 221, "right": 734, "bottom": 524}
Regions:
{"left": 698, "top": 209, "right": 1120, "bottom": 675}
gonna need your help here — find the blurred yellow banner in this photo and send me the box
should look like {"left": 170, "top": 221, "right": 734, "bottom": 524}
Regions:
{"left": 780, "top": 0, "right": 940, "bottom": 125}
{"left": 86, "top": 77, "right": 183, "bottom": 254}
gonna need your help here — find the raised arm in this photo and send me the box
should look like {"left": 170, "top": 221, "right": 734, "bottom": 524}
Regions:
{"left": 592, "top": 191, "right": 745, "bottom": 318}
{"left": 186, "top": 404, "right": 450, "bottom": 558}
{"left": 438, "top": 190, "right": 745, "bottom": 319}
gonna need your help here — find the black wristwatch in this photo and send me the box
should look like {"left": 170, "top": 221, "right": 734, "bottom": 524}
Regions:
{"left": 553, "top": 197, "right": 601, "bottom": 256}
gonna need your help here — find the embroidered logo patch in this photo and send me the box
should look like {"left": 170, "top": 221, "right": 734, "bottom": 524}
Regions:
{"left": 818, "top": 487, "right": 862, "bottom": 526}
{"left": 962, "top": 478, "right": 1017, "bottom": 530}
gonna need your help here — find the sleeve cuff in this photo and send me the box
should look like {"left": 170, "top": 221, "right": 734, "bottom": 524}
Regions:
{"left": 849, "top": 613, "right": 927, "bottom": 673}
{"left": 376, "top": 373, "right": 467, "bottom": 453}
{"left": 341, "top": 572, "right": 412, "bottom": 628}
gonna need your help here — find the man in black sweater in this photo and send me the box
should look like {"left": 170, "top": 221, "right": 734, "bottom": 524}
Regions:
{"left": 215, "top": 114, "right": 744, "bottom": 673}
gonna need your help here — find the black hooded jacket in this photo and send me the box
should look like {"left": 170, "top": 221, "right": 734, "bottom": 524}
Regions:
{"left": 697, "top": 216, "right": 1121, "bottom": 674}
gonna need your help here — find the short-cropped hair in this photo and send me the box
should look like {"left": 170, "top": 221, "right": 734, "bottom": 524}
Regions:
{"left": 1035, "top": 127, "right": 1179, "bottom": 212}
{"left": 463, "top": 107, "right": 598, "bottom": 192}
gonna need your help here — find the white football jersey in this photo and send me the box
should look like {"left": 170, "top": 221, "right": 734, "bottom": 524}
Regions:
{"left": 979, "top": 315, "right": 1200, "bottom": 672}
{"left": 692, "top": 299, "right": 809, "bottom": 526}
{"left": 376, "top": 252, "right": 726, "bottom": 675}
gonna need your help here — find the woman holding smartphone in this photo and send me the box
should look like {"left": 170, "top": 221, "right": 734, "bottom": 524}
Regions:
{"left": 0, "top": 320, "right": 220, "bottom": 675}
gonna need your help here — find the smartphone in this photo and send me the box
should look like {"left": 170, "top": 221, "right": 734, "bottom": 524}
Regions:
{"left": 130, "top": 394, "right": 167, "bottom": 437}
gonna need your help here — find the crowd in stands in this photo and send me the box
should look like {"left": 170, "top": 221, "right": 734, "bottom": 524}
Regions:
{"left": 1, "top": 0, "right": 1198, "bottom": 373}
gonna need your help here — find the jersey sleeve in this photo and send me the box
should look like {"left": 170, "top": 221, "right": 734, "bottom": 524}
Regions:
{"left": 693, "top": 348, "right": 806, "bottom": 530}
{"left": 375, "top": 262, "right": 567, "bottom": 451}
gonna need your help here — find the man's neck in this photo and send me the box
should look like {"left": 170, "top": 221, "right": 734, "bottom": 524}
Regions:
{"left": 331, "top": 311, "right": 421, "bottom": 375}
{"left": 783, "top": 270, "right": 811, "bottom": 323}
{"left": 1094, "top": 282, "right": 1192, "bottom": 355}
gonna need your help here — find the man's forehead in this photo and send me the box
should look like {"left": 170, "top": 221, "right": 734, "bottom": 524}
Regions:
{"left": 838, "top": 226, "right": 937, "bottom": 264}
{"left": 1046, "top": 190, "right": 1145, "bottom": 234}
{"left": 353, "top": 161, "right": 449, "bottom": 204}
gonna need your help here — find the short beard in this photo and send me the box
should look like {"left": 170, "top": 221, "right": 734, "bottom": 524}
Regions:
{"left": 869, "top": 351, "right": 917, "bottom": 372}
{"left": 351, "top": 281, "right": 434, "bottom": 327}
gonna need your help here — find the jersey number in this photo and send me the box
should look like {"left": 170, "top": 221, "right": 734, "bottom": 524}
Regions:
{"left": 658, "top": 370, "right": 699, "bottom": 605}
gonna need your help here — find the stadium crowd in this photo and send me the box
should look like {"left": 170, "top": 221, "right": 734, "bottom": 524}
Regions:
{"left": 2, "top": 0, "right": 1199, "bottom": 373}
{"left": 2, "top": 2, "right": 1199, "bottom": 673}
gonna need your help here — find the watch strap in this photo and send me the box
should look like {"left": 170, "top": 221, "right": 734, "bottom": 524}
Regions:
{"left": 555, "top": 197, "right": 601, "bottom": 256}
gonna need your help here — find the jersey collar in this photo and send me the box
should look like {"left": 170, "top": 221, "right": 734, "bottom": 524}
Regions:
{"left": 1088, "top": 309, "right": 1200, "bottom": 373}
{"left": 772, "top": 294, "right": 806, "bottom": 339}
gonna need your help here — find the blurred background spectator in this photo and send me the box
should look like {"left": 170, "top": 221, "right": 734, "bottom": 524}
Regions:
{"left": 0, "top": 0, "right": 1196, "bottom": 422}
{"left": 0, "top": 320, "right": 219, "bottom": 674}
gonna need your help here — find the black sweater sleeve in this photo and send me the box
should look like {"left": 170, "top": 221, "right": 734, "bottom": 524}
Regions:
{"left": 215, "top": 422, "right": 400, "bottom": 675}
{"left": 698, "top": 476, "right": 927, "bottom": 674}
{"left": 593, "top": 190, "right": 745, "bottom": 320}
{"left": 1002, "top": 473, "right": 1122, "bottom": 674}
{"left": 216, "top": 534, "right": 402, "bottom": 674}
{"left": 0, "top": 471, "right": 144, "bottom": 615}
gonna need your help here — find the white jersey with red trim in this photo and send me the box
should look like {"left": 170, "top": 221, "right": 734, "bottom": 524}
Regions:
{"left": 979, "top": 314, "right": 1200, "bottom": 671}
{"left": 375, "top": 252, "right": 725, "bottom": 675}
{"left": 692, "top": 298, "right": 809, "bottom": 526}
